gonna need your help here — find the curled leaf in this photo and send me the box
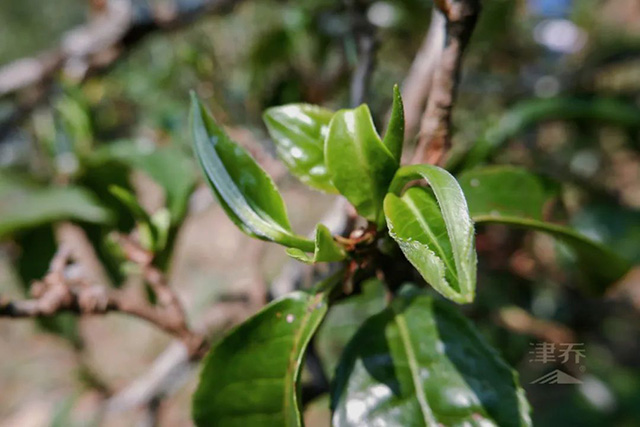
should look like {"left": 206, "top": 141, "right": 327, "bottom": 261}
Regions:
{"left": 191, "top": 94, "right": 314, "bottom": 252}
{"left": 382, "top": 84, "right": 405, "bottom": 162}
{"left": 286, "top": 224, "right": 346, "bottom": 264}
{"left": 385, "top": 165, "right": 477, "bottom": 303}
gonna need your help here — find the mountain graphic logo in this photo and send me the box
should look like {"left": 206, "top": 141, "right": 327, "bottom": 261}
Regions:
{"left": 530, "top": 369, "right": 582, "bottom": 384}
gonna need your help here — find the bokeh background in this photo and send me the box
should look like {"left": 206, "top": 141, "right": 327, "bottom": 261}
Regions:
{"left": 1, "top": 0, "right": 640, "bottom": 425}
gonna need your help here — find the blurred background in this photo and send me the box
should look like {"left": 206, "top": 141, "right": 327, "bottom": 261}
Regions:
{"left": 1, "top": 0, "right": 640, "bottom": 425}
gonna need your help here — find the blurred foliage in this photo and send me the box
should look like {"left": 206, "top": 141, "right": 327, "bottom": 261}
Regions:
{"left": 0, "top": 0, "right": 85, "bottom": 63}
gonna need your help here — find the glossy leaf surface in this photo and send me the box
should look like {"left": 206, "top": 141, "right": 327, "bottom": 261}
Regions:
{"left": 263, "top": 104, "right": 336, "bottom": 192}
{"left": 325, "top": 105, "right": 398, "bottom": 225}
{"left": 332, "top": 288, "right": 531, "bottom": 427}
{"left": 191, "top": 94, "right": 314, "bottom": 251}
{"left": 193, "top": 291, "right": 329, "bottom": 426}
{"left": 385, "top": 165, "right": 476, "bottom": 304}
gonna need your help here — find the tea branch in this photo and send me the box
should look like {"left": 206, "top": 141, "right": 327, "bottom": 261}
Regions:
{"left": 0, "top": 239, "right": 207, "bottom": 359}
{"left": 411, "top": 0, "right": 481, "bottom": 165}
{"left": 346, "top": 0, "right": 378, "bottom": 107}
{"left": 399, "top": 10, "right": 446, "bottom": 145}
{"left": 0, "top": 0, "right": 244, "bottom": 139}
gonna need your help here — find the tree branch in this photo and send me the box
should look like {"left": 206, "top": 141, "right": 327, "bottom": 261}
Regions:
{"left": 346, "top": 0, "right": 378, "bottom": 107}
{"left": 399, "top": 9, "right": 446, "bottom": 147}
{"left": 411, "top": 0, "right": 480, "bottom": 165}
{"left": 0, "top": 240, "right": 207, "bottom": 359}
{"left": 0, "top": 0, "right": 244, "bottom": 139}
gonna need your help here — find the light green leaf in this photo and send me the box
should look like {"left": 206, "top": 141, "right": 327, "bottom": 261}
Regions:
{"left": 458, "top": 167, "right": 632, "bottom": 287}
{"left": 325, "top": 104, "right": 398, "bottom": 225}
{"left": 382, "top": 84, "right": 405, "bottom": 162}
{"left": 331, "top": 287, "right": 531, "bottom": 427}
{"left": 190, "top": 93, "right": 314, "bottom": 252}
{"left": 150, "top": 208, "right": 171, "bottom": 252}
{"left": 192, "top": 291, "right": 330, "bottom": 427}
{"left": 385, "top": 165, "right": 477, "bottom": 304}
{"left": 284, "top": 248, "right": 315, "bottom": 264}
{"left": 108, "top": 185, "right": 150, "bottom": 223}
{"left": 108, "top": 185, "right": 157, "bottom": 251}
{"left": 263, "top": 104, "right": 337, "bottom": 193}
{"left": 286, "top": 224, "right": 347, "bottom": 264}
{"left": 0, "top": 172, "right": 112, "bottom": 239}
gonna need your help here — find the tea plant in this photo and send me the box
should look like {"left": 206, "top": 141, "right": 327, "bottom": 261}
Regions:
{"left": 1, "top": 1, "right": 637, "bottom": 425}
{"left": 188, "top": 86, "right": 631, "bottom": 426}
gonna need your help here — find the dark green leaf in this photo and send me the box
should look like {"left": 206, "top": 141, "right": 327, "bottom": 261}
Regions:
{"left": 474, "top": 215, "right": 631, "bottom": 288}
{"left": 263, "top": 104, "right": 337, "bottom": 193}
{"left": 572, "top": 203, "right": 640, "bottom": 264}
{"left": 315, "top": 279, "right": 386, "bottom": 377}
{"left": 458, "top": 166, "right": 551, "bottom": 220}
{"left": 382, "top": 84, "right": 405, "bottom": 162}
{"left": 385, "top": 165, "right": 477, "bottom": 304}
{"left": 331, "top": 287, "right": 531, "bottom": 427}
{"left": 108, "top": 186, "right": 160, "bottom": 252}
{"left": 325, "top": 105, "right": 398, "bottom": 225}
{"left": 286, "top": 224, "right": 346, "bottom": 264}
{"left": 193, "top": 291, "right": 330, "bottom": 427}
{"left": 458, "top": 168, "right": 632, "bottom": 287}
{"left": 190, "top": 93, "right": 314, "bottom": 252}
{"left": 0, "top": 172, "right": 112, "bottom": 239}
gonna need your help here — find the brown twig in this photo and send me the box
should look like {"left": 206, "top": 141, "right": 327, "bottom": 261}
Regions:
{"left": 399, "top": 9, "right": 446, "bottom": 147}
{"left": 0, "top": 240, "right": 207, "bottom": 359}
{"left": 105, "top": 299, "right": 251, "bottom": 413}
{"left": 0, "top": 0, "right": 244, "bottom": 140}
{"left": 345, "top": 0, "right": 378, "bottom": 107}
{"left": 495, "top": 306, "right": 577, "bottom": 345}
{"left": 411, "top": 0, "right": 481, "bottom": 165}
